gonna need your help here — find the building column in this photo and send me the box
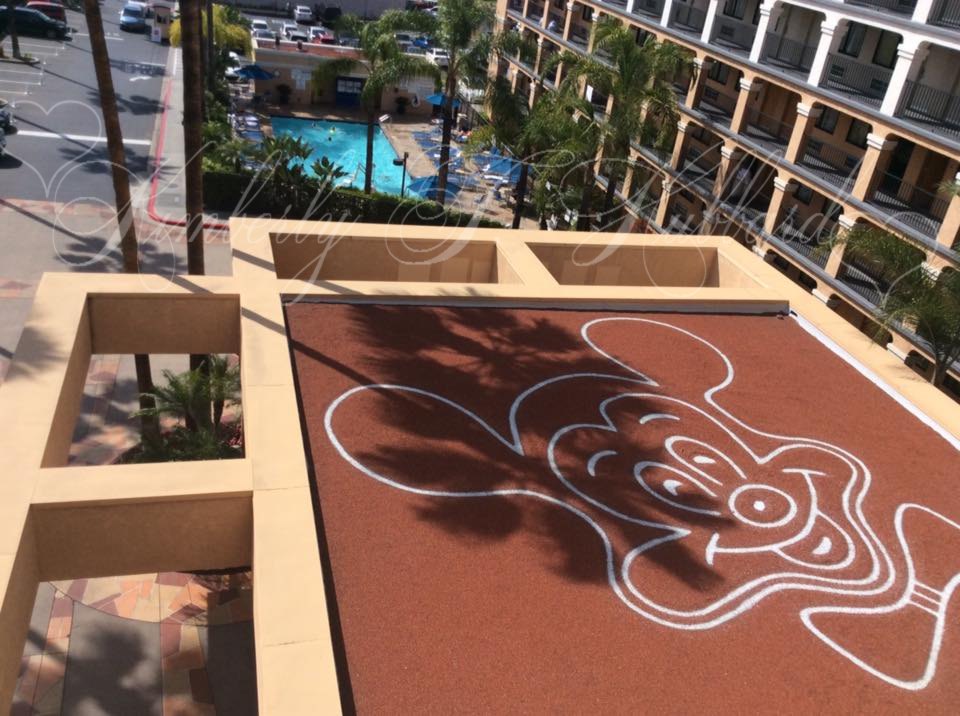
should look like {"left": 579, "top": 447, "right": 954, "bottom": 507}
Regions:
{"left": 562, "top": 1, "right": 575, "bottom": 40}
{"left": 852, "top": 133, "right": 896, "bottom": 201}
{"left": 534, "top": 35, "right": 544, "bottom": 73}
{"left": 749, "top": 4, "right": 778, "bottom": 64}
{"left": 729, "top": 76, "right": 756, "bottom": 134}
{"left": 936, "top": 172, "right": 960, "bottom": 251}
{"left": 713, "top": 144, "right": 737, "bottom": 197}
{"left": 669, "top": 120, "right": 689, "bottom": 170}
{"left": 660, "top": 0, "right": 675, "bottom": 27}
{"left": 626, "top": 0, "right": 637, "bottom": 13}
{"left": 655, "top": 179, "right": 674, "bottom": 227}
{"left": 911, "top": 0, "right": 937, "bottom": 23}
{"left": 824, "top": 215, "right": 855, "bottom": 277}
{"left": 685, "top": 57, "right": 710, "bottom": 108}
{"left": 763, "top": 175, "right": 793, "bottom": 234}
{"left": 700, "top": 0, "right": 721, "bottom": 44}
{"left": 785, "top": 101, "right": 820, "bottom": 164}
{"left": 807, "top": 15, "right": 842, "bottom": 86}
{"left": 522, "top": 0, "right": 532, "bottom": 18}
{"left": 880, "top": 39, "right": 926, "bottom": 117}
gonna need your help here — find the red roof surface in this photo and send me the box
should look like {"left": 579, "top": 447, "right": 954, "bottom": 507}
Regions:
{"left": 287, "top": 303, "right": 960, "bottom": 713}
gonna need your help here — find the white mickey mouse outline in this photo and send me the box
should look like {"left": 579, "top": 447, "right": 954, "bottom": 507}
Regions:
{"left": 322, "top": 316, "right": 959, "bottom": 691}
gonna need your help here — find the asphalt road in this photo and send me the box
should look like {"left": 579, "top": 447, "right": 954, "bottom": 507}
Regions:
{"left": 0, "top": 0, "right": 169, "bottom": 204}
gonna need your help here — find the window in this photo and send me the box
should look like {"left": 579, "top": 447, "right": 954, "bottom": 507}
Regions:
{"left": 872, "top": 31, "right": 900, "bottom": 69}
{"left": 794, "top": 185, "right": 814, "bottom": 205}
{"left": 816, "top": 107, "right": 839, "bottom": 134}
{"left": 723, "top": 0, "right": 746, "bottom": 19}
{"left": 707, "top": 62, "right": 730, "bottom": 84}
{"left": 582, "top": 6, "right": 593, "bottom": 21}
{"left": 846, "top": 119, "right": 870, "bottom": 148}
{"left": 839, "top": 24, "right": 866, "bottom": 58}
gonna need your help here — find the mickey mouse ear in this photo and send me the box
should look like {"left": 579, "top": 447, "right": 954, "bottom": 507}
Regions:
{"left": 580, "top": 317, "right": 732, "bottom": 400}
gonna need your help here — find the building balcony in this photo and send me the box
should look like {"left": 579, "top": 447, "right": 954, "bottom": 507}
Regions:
{"left": 821, "top": 54, "right": 892, "bottom": 109}
{"left": 773, "top": 221, "right": 832, "bottom": 269}
{"left": 633, "top": 0, "right": 666, "bottom": 19}
{"left": 796, "top": 140, "right": 860, "bottom": 192}
{"left": 668, "top": 3, "right": 707, "bottom": 38}
{"left": 867, "top": 174, "right": 949, "bottom": 240}
{"left": 741, "top": 108, "right": 793, "bottom": 155}
{"left": 896, "top": 80, "right": 960, "bottom": 142}
{"left": 694, "top": 87, "right": 738, "bottom": 127}
{"left": 508, "top": 0, "right": 524, "bottom": 11}
{"left": 601, "top": 0, "right": 629, "bottom": 9}
{"left": 568, "top": 23, "right": 591, "bottom": 50}
{"left": 710, "top": 15, "right": 759, "bottom": 58}
{"left": 837, "top": 258, "right": 886, "bottom": 306}
{"left": 527, "top": 4, "right": 545, "bottom": 23}
{"left": 759, "top": 33, "right": 817, "bottom": 79}
{"left": 930, "top": 0, "right": 960, "bottom": 29}
{"left": 844, "top": 0, "right": 916, "bottom": 15}
{"left": 677, "top": 155, "right": 718, "bottom": 194}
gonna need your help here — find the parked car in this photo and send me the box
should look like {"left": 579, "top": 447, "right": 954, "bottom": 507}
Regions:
{"left": 336, "top": 31, "right": 359, "bottom": 48}
{"left": 0, "top": 6, "right": 69, "bottom": 39}
{"left": 404, "top": 45, "right": 427, "bottom": 57}
{"left": 280, "top": 22, "right": 298, "bottom": 38}
{"left": 0, "top": 132, "right": 6, "bottom": 159}
{"left": 250, "top": 19, "right": 271, "bottom": 33}
{"left": 252, "top": 28, "right": 275, "bottom": 41}
{"left": 26, "top": 1, "right": 66, "bottom": 23}
{"left": 119, "top": 2, "right": 148, "bottom": 32}
{"left": 293, "top": 5, "right": 312, "bottom": 23}
{"left": 428, "top": 48, "right": 449, "bottom": 69}
{"left": 309, "top": 25, "right": 334, "bottom": 43}
{"left": 288, "top": 29, "right": 309, "bottom": 43}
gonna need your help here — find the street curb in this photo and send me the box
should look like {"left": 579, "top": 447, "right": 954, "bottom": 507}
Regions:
{"left": 147, "top": 53, "right": 229, "bottom": 231}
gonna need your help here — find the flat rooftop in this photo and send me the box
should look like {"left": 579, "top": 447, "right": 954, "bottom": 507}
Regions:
{"left": 287, "top": 302, "right": 960, "bottom": 712}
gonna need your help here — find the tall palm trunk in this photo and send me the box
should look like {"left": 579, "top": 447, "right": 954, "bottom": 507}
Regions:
{"left": 511, "top": 160, "right": 529, "bottom": 230}
{"left": 83, "top": 0, "right": 159, "bottom": 445}
{"left": 576, "top": 163, "right": 595, "bottom": 231}
{"left": 435, "top": 65, "right": 457, "bottom": 205}
{"left": 3, "top": 4, "right": 20, "bottom": 59}
{"left": 181, "top": 0, "right": 205, "bottom": 276}
{"left": 364, "top": 103, "right": 377, "bottom": 194}
{"left": 206, "top": 0, "right": 215, "bottom": 91}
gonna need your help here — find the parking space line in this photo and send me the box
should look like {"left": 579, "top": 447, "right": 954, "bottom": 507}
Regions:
{"left": 14, "top": 130, "right": 152, "bottom": 146}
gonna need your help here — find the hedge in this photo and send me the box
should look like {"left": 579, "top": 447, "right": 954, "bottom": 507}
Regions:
{"left": 202, "top": 171, "right": 504, "bottom": 228}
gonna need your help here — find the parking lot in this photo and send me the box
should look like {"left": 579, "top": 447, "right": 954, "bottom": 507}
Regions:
{"left": 0, "top": 0, "right": 169, "bottom": 204}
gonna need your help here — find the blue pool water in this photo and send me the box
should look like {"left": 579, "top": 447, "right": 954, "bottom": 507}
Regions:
{"left": 270, "top": 116, "right": 406, "bottom": 195}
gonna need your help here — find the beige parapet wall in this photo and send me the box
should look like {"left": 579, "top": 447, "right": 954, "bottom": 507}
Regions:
{"left": 0, "top": 220, "right": 957, "bottom": 714}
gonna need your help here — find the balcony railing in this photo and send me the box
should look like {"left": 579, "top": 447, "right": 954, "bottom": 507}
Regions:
{"left": 896, "top": 80, "right": 960, "bottom": 141}
{"left": 930, "top": 0, "right": 960, "bottom": 28}
{"left": 868, "top": 174, "right": 949, "bottom": 240}
{"left": 633, "top": 0, "right": 666, "bottom": 18}
{"left": 844, "top": 0, "right": 916, "bottom": 15}
{"left": 796, "top": 141, "right": 861, "bottom": 191}
{"left": 602, "top": 0, "right": 628, "bottom": 8}
{"left": 741, "top": 108, "right": 793, "bottom": 155}
{"left": 568, "top": 24, "right": 591, "bottom": 49}
{"left": 759, "top": 33, "right": 817, "bottom": 77}
{"left": 711, "top": 16, "right": 758, "bottom": 55}
{"left": 822, "top": 54, "right": 892, "bottom": 108}
{"left": 775, "top": 224, "right": 832, "bottom": 268}
{"left": 838, "top": 259, "right": 885, "bottom": 306}
{"left": 668, "top": 3, "right": 707, "bottom": 36}
{"left": 695, "top": 87, "right": 738, "bottom": 126}
{"left": 677, "top": 154, "right": 718, "bottom": 193}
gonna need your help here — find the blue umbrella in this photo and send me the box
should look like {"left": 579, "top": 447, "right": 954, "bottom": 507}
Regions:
{"left": 484, "top": 156, "right": 521, "bottom": 182}
{"left": 236, "top": 64, "right": 275, "bottom": 80}
{"left": 425, "top": 93, "right": 461, "bottom": 109}
{"left": 408, "top": 174, "right": 462, "bottom": 201}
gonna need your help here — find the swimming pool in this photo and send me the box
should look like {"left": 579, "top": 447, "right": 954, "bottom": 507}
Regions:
{"left": 270, "top": 116, "right": 406, "bottom": 195}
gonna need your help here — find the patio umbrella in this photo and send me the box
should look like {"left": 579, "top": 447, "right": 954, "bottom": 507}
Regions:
{"left": 484, "top": 156, "right": 521, "bottom": 182}
{"left": 408, "top": 174, "right": 462, "bottom": 201}
{"left": 236, "top": 64, "right": 274, "bottom": 81}
{"left": 425, "top": 93, "right": 461, "bottom": 109}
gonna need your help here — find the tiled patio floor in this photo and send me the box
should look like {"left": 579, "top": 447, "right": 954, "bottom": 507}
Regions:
{"left": 13, "top": 571, "right": 256, "bottom": 715}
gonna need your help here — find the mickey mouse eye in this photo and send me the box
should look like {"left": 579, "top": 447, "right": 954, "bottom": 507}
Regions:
{"left": 728, "top": 485, "right": 797, "bottom": 528}
{"left": 634, "top": 461, "right": 721, "bottom": 517}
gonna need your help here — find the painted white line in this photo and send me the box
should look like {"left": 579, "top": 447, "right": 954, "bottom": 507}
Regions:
{"left": 0, "top": 79, "right": 41, "bottom": 87}
{"left": 14, "top": 130, "right": 151, "bottom": 145}
{"left": 0, "top": 68, "right": 44, "bottom": 77}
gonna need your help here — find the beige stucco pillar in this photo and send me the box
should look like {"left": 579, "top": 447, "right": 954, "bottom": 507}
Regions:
{"left": 785, "top": 101, "right": 821, "bottom": 164}
{"left": 562, "top": 1, "right": 575, "bottom": 40}
{"left": 936, "top": 175, "right": 960, "bottom": 251}
{"left": 655, "top": 179, "right": 674, "bottom": 227}
{"left": 713, "top": 144, "right": 736, "bottom": 197}
{"left": 729, "top": 75, "right": 756, "bottom": 134}
{"left": 763, "top": 175, "right": 793, "bottom": 235}
{"left": 669, "top": 120, "right": 689, "bottom": 170}
{"left": 686, "top": 57, "right": 710, "bottom": 109}
{"left": 824, "top": 215, "right": 855, "bottom": 277}
{"left": 852, "top": 133, "right": 895, "bottom": 202}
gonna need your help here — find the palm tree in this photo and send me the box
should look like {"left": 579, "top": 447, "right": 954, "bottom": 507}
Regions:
{"left": 832, "top": 225, "right": 960, "bottom": 389}
{"left": 312, "top": 12, "right": 439, "bottom": 194}
{"left": 206, "top": 0, "right": 216, "bottom": 91}
{"left": 2, "top": 3, "right": 20, "bottom": 60}
{"left": 255, "top": 134, "right": 314, "bottom": 206}
{"left": 560, "top": 19, "right": 691, "bottom": 230}
{"left": 432, "top": 0, "right": 495, "bottom": 205}
{"left": 82, "top": 0, "right": 159, "bottom": 444}
{"left": 181, "top": 0, "right": 205, "bottom": 276}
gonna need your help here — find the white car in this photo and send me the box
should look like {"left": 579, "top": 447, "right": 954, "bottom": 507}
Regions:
{"left": 281, "top": 22, "right": 298, "bottom": 38}
{"left": 429, "top": 48, "right": 450, "bottom": 68}
{"left": 293, "top": 5, "right": 313, "bottom": 23}
{"left": 250, "top": 19, "right": 270, "bottom": 33}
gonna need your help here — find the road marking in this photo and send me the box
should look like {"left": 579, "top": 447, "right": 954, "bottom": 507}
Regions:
{"left": 14, "top": 130, "right": 152, "bottom": 146}
{"left": 130, "top": 76, "right": 151, "bottom": 82}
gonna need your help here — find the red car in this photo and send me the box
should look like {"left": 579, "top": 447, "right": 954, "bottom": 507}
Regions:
{"left": 26, "top": 1, "right": 67, "bottom": 23}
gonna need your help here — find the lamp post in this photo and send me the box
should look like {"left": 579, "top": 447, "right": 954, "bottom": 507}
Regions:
{"left": 393, "top": 151, "right": 409, "bottom": 197}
